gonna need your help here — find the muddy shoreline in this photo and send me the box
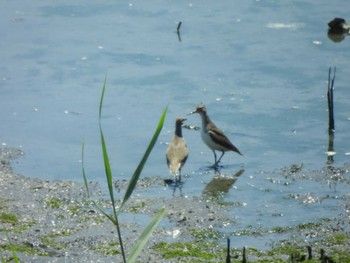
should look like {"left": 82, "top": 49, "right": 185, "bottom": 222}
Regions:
{"left": 0, "top": 148, "right": 238, "bottom": 262}
{"left": 1, "top": 147, "right": 350, "bottom": 262}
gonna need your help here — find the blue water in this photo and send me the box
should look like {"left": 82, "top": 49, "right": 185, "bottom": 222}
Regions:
{"left": 1, "top": 0, "right": 350, "bottom": 249}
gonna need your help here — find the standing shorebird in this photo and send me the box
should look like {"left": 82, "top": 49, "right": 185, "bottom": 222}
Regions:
{"left": 166, "top": 117, "right": 189, "bottom": 184}
{"left": 189, "top": 103, "right": 242, "bottom": 167}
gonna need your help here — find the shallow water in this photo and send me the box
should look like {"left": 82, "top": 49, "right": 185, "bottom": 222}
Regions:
{"left": 1, "top": 0, "right": 350, "bottom": 250}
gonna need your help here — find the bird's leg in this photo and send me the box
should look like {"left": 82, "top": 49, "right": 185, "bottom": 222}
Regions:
{"left": 215, "top": 151, "right": 225, "bottom": 166}
{"left": 174, "top": 172, "right": 182, "bottom": 187}
{"left": 213, "top": 150, "right": 217, "bottom": 165}
{"left": 178, "top": 173, "right": 183, "bottom": 196}
{"left": 174, "top": 175, "right": 178, "bottom": 186}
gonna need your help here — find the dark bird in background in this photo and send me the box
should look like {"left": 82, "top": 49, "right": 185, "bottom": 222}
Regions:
{"left": 328, "top": 17, "right": 350, "bottom": 34}
{"left": 327, "top": 17, "right": 350, "bottom": 42}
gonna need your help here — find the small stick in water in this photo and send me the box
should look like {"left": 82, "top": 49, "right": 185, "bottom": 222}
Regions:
{"left": 242, "top": 246, "right": 247, "bottom": 263}
{"left": 177, "top": 21, "right": 182, "bottom": 33}
{"left": 327, "top": 67, "right": 336, "bottom": 133}
{"left": 225, "top": 238, "right": 231, "bottom": 263}
{"left": 176, "top": 21, "right": 182, "bottom": 42}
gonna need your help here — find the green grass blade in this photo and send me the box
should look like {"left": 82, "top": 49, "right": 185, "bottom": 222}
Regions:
{"left": 81, "top": 142, "right": 92, "bottom": 198}
{"left": 99, "top": 127, "right": 126, "bottom": 261}
{"left": 98, "top": 77, "right": 127, "bottom": 262}
{"left": 92, "top": 201, "right": 117, "bottom": 225}
{"left": 82, "top": 141, "right": 117, "bottom": 225}
{"left": 127, "top": 207, "right": 166, "bottom": 263}
{"left": 84, "top": 77, "right": 167, "bottom": 263}
{"left": 99, "top": 125, "right": 116, "bottom": 211}
{"left": 98, "top": 77, "right": 117, "bottom": 216}
{"left": 120, "top": 107, "right": 168, "bottom": 210}
{"left": 99, "top": 76, "right": 107, "bottom": 120}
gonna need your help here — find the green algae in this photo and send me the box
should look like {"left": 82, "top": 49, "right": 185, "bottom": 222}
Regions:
{"left": 0, "top": 212, "right": 18, "bottom": 224}
{"left": 189, "top": 227, "right": 222, "bottom": 240}
{"left": 95, "top": 242, "right": 120, "bottom": 255}
{"left": 0, "top": 243, "right": 49, "bottom": 257}
{"left": 45, "top": 198, "right": 63, "bottom": 209}
{"left": 324, "top": 233, "right": 350, "bottom": 245}
{"left": 154, "top": 241, "right": 223, "bottom": 261}
{"left": 125, "top": 201, "right": 146, "bottom": 213}
{"left": 0, "top": 212, "right": 35, "bottom": 233}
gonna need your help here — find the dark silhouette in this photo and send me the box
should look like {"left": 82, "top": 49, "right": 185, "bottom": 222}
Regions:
{"left": 176, "top": 21, "right": 182, "bottom": 42}
{"left": 242, "top": 246, "right": 247, "bottom": 263}
{"left": 327, "top": 67, "right": 336, "bottom": 164}
{"left": 320, "top": 248, "right": 335, "bottom": 263}
{"left": 307, "top": 246, "right": 312, "bottom": 260}
{"left": 226, "top": 238, "right": 231, "bottom": 263}
{"left": 327, "top": 67, "right": 336, "bottom": 133}
{"left": 327, "top": 18, "right": 350, "bottom": 42}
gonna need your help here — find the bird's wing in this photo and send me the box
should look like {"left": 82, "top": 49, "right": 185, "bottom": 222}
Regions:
{"left": 208, "top": 126, "right": 243, "bottom": 155}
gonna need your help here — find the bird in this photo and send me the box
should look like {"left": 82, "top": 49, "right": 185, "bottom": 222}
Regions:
{"left": 189, "top": 103, "right": 242, "bottom": 167}
{"left": 166, "top": 117, "right": 189, "bottom": 184}
{"left": 328, "top": 18, "right": 350, "bottom": 34}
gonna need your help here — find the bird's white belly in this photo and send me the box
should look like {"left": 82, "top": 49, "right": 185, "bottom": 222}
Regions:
{"left": 201, "top": 130, "right": 226, "bottom": 151}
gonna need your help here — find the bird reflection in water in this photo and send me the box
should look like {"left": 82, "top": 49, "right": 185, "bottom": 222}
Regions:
{"left": 164, "top": 167, "right": 244, "bottom": 197}
{"left": 163, "top": 178, "right": 184, "bottom": 197}
{"left": 202, "top": 168, "right": 245, "bottom": 198}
